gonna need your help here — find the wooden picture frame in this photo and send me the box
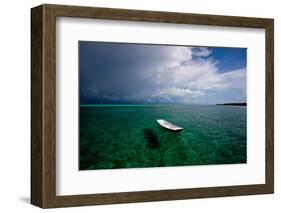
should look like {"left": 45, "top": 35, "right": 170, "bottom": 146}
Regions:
{"left": 31, "top": 4, "right": 274, "bottom": 208}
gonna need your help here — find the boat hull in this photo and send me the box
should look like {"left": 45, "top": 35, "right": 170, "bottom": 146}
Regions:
{"left": 159, "top": 125, "right": 183, "bottom": 132}
{"left": 156, "top": 119, "right": 183, "bottom": 132}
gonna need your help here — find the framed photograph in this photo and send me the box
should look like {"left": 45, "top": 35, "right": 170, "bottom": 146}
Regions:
{"left": 31, "top": 4, "right": 274, "bottom": 208}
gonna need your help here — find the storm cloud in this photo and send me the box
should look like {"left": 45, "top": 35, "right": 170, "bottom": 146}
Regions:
{"left": 79, "top": 41, "right": 246, "bottom": 105}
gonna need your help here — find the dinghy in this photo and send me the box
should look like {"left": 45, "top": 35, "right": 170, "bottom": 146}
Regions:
{"left": 156, "top": 119, "right": 183, "bottom": 132}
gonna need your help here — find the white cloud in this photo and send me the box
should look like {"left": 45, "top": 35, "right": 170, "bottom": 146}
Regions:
{"left": 151, "top": 46, "right": 193, "bottom": 68}
{"left": 140, "top": 47, "right": 246, "bottom": 103}
{"left": 187, "top": 68, "right": 246, "bottom": 91}
{"left": 192, "top": 47, "right": 212, "bottom": 57}
{"left": 156, "top": 58, "right": 218, "bottom": 87}
{"left": 152, "top": 87, "right": 205, "bottom": 98}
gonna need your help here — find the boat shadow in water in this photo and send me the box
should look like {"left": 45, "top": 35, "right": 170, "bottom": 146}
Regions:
{"left": 143, "top": 128, "right": 160, "bottom": 148}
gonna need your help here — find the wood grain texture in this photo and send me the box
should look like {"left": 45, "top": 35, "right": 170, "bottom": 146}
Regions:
{"left": 31, "top": 4, "right": 274, "bottom": 208}
{"left": 265, "top": 20, "right": 274, "bottom": 193}
{"left": 31, "top": 5, "right": 43, "bottom": 207}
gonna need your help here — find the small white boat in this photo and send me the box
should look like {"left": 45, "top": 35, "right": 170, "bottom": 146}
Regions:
{"left": 157, "top": 119, "right": 183, "bottom": 132}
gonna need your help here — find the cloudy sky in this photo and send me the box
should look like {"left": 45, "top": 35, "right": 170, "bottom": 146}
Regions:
{"left": 79, "top": 41, "right": 246, "bottom": 105}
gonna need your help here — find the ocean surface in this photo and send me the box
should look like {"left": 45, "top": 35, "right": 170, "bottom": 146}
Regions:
{"left": 79, "top": 105, "right": 246, "bottom": 170}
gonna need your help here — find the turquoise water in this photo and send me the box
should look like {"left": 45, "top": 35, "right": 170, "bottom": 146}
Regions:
{"left": 79, "top": 105, "right": 246, "bottom": 170}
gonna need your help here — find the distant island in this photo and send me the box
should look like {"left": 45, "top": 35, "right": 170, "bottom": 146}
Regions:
{"left": 216, "top": 102, "right": 246, "bottom": 106}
